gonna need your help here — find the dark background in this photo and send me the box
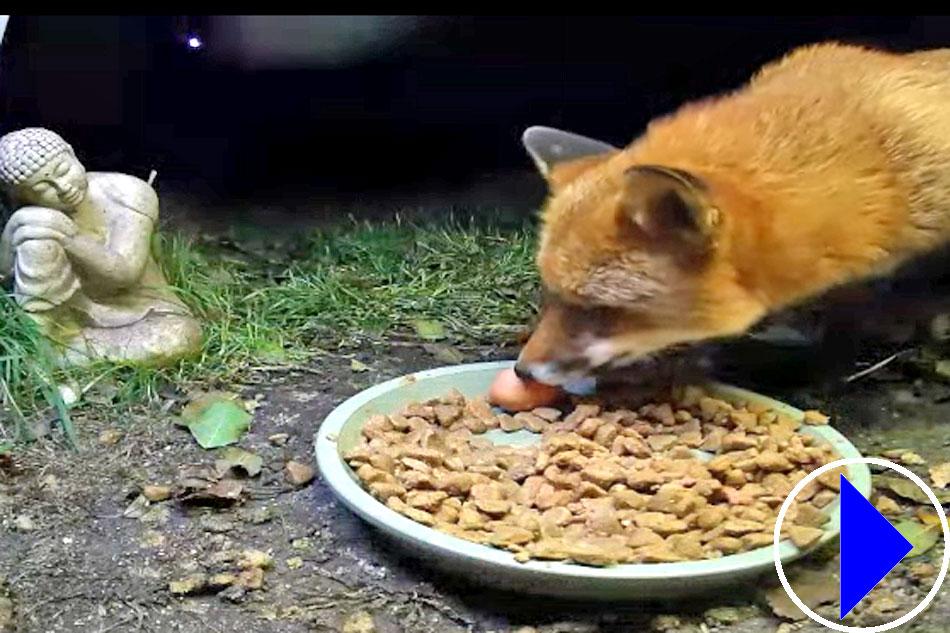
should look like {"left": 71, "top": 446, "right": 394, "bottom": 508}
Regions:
{"left": 2, "top": 16, "right": 949, "bottom": 216}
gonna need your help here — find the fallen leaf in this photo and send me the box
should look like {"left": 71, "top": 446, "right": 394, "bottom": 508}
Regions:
{"left": 215, "top": 447, "right": 263, "bottom": 477}
{"left": 900, "top": 452, "right": 927, "bottom": 466}
{"left": 350, "top": 359, "right": 370, "bottom": 373}
{"left": 874, "top": 495, "right": 903, "bottom": 517}
{"left": 874, "top": 475, "right": 950, "bottom": 504}
{"left": 893, "top": 519, "right": 940, "bottom": 558}
{"left": 422, "top": 343, "right": 465, "bottom": 364}
{"left": 176, "top": 464, "right": 244, "bottom": 505}
{"left": 187, "top": 400, "right": 252, "bottom": 449}
{"left": 882, "top": 448, "right": 912, "bottom": 459}
{"left": 930, "top": 462, "right": 950, "bottom": 489}
{"left": 181, "top": 391, "right": 241, "bottom": 424}
{"left": 916, "top": 508, "right": 942, "bottom": 526}
{"left": 178, "top": 464, "right": 221, "bottom": 489}
{"left": 286, "top": 556, "right": 303, "bottom": 570}
{"left": 765, "top": 568, "right": 839, "bottom": 620}
{"left": 411, "top": 319, "right": 446, "bottom": 341}
{"left": 192, "top": 479, "right": 243, "bottom": 503}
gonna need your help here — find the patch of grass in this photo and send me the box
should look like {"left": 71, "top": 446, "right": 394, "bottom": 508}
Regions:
{"left": 1, "top": 214, "right": 541, "bottom": 425}
{"left": 0, "top": 292, "right": 76, "bottom": 446}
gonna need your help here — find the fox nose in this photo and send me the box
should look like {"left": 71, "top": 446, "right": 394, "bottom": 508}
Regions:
{"left": 513, "top": 362, "right": 534, "bottom": 381}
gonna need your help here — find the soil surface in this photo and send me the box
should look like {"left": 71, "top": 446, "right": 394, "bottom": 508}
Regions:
{"left": 2, "top": 343, "right": 949, "bottom": 633}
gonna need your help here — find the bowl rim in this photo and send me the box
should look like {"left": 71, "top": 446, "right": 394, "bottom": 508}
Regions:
{"left": 315, "top": 360, "right": 870, "bottom": 582}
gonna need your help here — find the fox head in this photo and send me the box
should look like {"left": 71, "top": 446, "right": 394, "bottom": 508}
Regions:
{"left": 515, "top": 126, "right": 768, "bottom": 386}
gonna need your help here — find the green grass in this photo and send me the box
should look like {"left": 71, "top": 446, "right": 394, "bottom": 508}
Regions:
{"left": 0, "top": 214, "right": 541, "bottom": 435}
{"left": 0, "top": 292, "right": 76, "bottom": 447}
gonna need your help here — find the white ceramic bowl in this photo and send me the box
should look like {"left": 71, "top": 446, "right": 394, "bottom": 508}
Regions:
{"left": 315, "top": 361, "right": 870, "bottom": 600}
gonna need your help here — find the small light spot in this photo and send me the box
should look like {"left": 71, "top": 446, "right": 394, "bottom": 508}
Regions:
{"left": 187, "top": 36, "right": 203, "bottom": 50}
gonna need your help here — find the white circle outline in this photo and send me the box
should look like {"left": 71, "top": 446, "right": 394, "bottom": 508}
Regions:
{"left": 773, "top": 457, "right": 950, "bottom": 632}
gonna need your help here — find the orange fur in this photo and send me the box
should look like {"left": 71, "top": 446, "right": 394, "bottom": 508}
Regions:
{"left": 520, "top": 42, "right": 950, "bottom": 381}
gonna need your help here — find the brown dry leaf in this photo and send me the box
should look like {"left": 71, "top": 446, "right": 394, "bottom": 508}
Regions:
{"left": 765, "top": 568, "right": 839, "bottom": 620}
{"left": 178, "top": 464, "right": 222, "bottom": 490}
{"left": 874, "top": 495, "right": 902, "bottom": 517}
{"left": 916, "top": 508, "right": 942, "bottom": 526}
{"left": 930, "top": 462, "right": 950, "bottom": 489}
{"left": 178, "top": 461, "right": 244, "bottom": 505}
{"left": 215, "top": 447, "right": 263, "bottom": 477}
{"left": 874, "top": 475, "right": 950, "bottom": 504}
{"left": 900, "top": 452, "right": 927, "bottom": 466}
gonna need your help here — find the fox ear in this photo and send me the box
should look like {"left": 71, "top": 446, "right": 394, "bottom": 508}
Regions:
{"left": 521, "top": 126, "right": 616, "bottom": 183}
{"left": 620, "top": 165, "right": 720, "bottom": 249}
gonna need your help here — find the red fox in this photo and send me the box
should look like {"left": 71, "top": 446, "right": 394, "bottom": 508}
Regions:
{"left": 514, "top": 42, "right": 950, "bottom": 388}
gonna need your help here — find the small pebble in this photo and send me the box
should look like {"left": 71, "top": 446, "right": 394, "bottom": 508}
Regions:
{"left": 13, "top": 515, "right": 35, "bottom": 532}
{"left": 98, "top": 429, "right": 122, "bottom": 446}
{"left": 169, "top": 573, "right": 206, "bottom": 595}
{"left": 143, "top": 485, "right": 173, "bottom": 502}
{"left": 238, "top": 549, "right": 272, "bottom": 569}
{"left": 236, "top": 567, "right": 263, "bottom": 590}
{"left": 268, "top": 433, "right": 290, "bottom": 446}
{"left": 286, "top": 556, "right": 303, "bottom": 570}
{"left": 342, "top": 611, "right": 375, "bottom": 633}
{"left": 285, "top": 460, "right": 315, "bottom": 486}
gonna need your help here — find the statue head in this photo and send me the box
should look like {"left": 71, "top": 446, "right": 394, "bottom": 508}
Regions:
{"left": 0, "top": 128, "right": 88, "bottom": 212}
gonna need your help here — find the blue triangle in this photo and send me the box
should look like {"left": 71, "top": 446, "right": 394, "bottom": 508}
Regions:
{"left": 840, "top": 474, "right": 913, "bottom": 619}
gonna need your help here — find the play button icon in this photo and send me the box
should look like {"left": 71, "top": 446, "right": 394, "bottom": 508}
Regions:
{"left": 775, "top": 458, "right": 949, "bottom": 631}
{"left": 839, "top": 474, "right": 913, "bottom": 618}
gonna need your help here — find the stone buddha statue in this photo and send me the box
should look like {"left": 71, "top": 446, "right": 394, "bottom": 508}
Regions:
{"left": 0, "top": 127, "right": 201, "bottom": 365}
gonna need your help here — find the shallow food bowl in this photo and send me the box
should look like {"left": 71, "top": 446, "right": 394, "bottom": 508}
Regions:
{"left": 315, "top": 361, "right": 871, "bottom": 600}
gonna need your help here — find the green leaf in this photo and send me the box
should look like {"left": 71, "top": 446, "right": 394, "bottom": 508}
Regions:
{"left": 188, "top": 400, "right": 252, "bottom": 449}
{"left": 215, "top": 446, "right": 263, "bottom": 477}
{"left": 893, "top": 519, "right": 941, "bottom": 558}
{"left": 411, "top": 319, "right": 446, "bottom": 341}
{"left": 0, "top": 440, "right": 13, "bottom": 455}
{"left": 180, "top": 391, "right": 241, "bottom": 425}
{"left": 350, "top": 359, "right": 370, "bottom": 373}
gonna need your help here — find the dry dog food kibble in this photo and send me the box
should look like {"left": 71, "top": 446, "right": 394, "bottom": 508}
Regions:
{"left": 343, "top": 386, "right": 842, "bottom": 567}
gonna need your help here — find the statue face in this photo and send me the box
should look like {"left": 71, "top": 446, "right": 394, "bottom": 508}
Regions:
{"left": 16, "top": 150, "right": 88, "bottom": 212}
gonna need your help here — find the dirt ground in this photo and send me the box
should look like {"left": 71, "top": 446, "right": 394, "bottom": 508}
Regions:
{"left": 1, "top": 340, "right": 949, "bottom": 633}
